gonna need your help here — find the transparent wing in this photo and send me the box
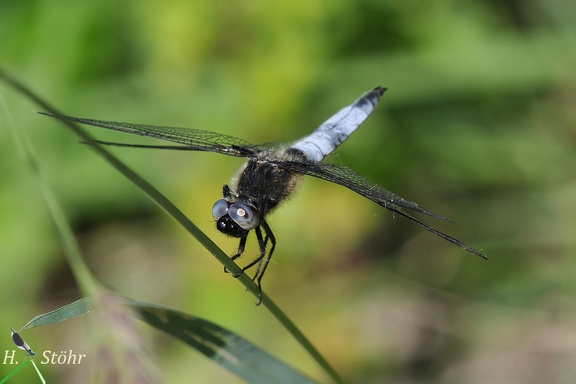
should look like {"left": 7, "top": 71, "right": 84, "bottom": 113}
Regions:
{"left": 279, "top": 160, "right": 487, "bottom": 258}
{"left": 39, "top": 112, "right": 258, "bottom": 157}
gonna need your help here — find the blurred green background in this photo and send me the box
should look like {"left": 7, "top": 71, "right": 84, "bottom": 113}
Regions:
{"left": 1, "top": 0, "right": 576, "bottom": 383}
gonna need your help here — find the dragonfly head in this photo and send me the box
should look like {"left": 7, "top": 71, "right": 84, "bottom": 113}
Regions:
{"left": 212, "top": 199, "right": 259, "bottom": 237}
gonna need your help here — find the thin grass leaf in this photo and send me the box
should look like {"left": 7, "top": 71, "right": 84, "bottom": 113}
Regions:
{"left": 2, "top": 90, "right": 159, "bottom": 382}
{"left": 0, "top": 353, "right": 45, "bottom": 383}
{"left": 0, "top": 73, "right": 101, "bottom": 297}
{"left": 18, "top": 296, "right": 320, "bottom": 383}
{"left": 21, "top": 298, "right": 92, "bottom": 331}
{"left": 129, "top": 300, "right": 320, "bottom": 384}
{"left": 0, "top": 360, "right": 31, "bottom": 384}
{"left": 30, "top": 361, "right": 46, "bottom": 384}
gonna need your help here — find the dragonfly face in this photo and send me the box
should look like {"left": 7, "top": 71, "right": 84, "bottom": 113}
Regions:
{"left": 40, "top": 87, "right": 486, "bottom": 304}
{"left": 212, "top": 186, "right": 258, "bottom": 238}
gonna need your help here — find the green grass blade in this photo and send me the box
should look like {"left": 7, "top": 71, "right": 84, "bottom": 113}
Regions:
{"left": 129, "top": 300, "right": 320, "bottom": 384}
{"left": 21, "top": 298, "right": 92, "bottom": 330}
{"left": 0, "top": 71, "right": 101, "bottom": 297}
{"left": 0, "top": 359, "right": 45, "bottom": 384}
{"left": 18, "top": 296, "right": 320, "bottom": 383}
{"left": 30, "top": 361, "right": 46, "bottom": 384}
{"left": 0, "top": 360, "right": 31, "bottom": 384}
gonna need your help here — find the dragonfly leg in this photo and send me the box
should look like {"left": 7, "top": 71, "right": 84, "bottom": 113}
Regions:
{"left": 227, "top": 222, "right": 275, "bottom": 305}
{"left": 254, "top": 221, "right": 276, "bottom": 305}
{"left": 226, "top": 236, "right": 247, "bottom": 277}
{"left": 249, "top": 226, "right": 267, "bottom": 280}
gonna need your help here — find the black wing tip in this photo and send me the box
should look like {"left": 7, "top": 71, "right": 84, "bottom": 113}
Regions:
{"left": 476, "top": 249, "right": 488, "bottom": 260}
{"left": 373, "top": 86, "right": 388, "bottom": 96}
{"left": 391, "top": 206, "right": 488, "bottom": 260}
{"left": 361, "top": 86, "right": 387, "bottom": 106}
{"left": 463, "top": 244, "right": 487, "bottom": 260}
{"left": 38, "top": 111, "right": 69, "bottom": 119}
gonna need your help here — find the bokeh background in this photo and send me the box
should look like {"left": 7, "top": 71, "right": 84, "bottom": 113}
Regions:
{"left": 1, "top": 1, "right": 576, "bottom": 383}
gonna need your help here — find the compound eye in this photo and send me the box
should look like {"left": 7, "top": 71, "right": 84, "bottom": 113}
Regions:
{"left": 228, "top": 203, "right": 259, "bottom": 230}
{"left": 212, "top": 199, "right": 230, "bottom": 220}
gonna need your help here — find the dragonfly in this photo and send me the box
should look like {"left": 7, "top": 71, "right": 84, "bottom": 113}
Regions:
{"left": 41, "top": 87, "right": 486, "bottom": 304}
{"left": 10, "top": 328, "right": 36, "bottom": 356}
